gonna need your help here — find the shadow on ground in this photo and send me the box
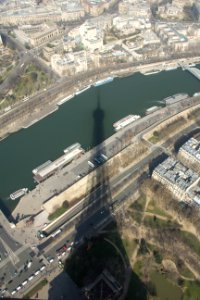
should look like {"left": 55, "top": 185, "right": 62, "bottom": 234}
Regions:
{"left": 48, "top": 90, "right": 148, "bottom": 300}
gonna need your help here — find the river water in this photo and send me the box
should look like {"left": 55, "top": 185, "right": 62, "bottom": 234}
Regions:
{"left": 0, "top": 67, "right": 200, "bottom": 214}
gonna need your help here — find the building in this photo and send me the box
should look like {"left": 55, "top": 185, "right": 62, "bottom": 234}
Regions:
{"left": 14, "top": 23, "right": 63, "bottom": 47}
{"left": 79, "top": 21, "right": 104, "bottom": 51}
{"left": 152, "top": 156, "right": 199, "bottom": 201}
{"left": 61, "top": 0, "right": 85, "bottom": 22}
{"left": 42, "top": 39, "right": 63, "bottom": 61}
{"left": 0, "top": 8, "right": 61, "bottom": 25}
{"left": 51, "top": 51, "right": 89, "bottom": 76}
{"left": 81, "top": 0, "right": 117, "bottom": 16}
{"left": 178, "top": 137, "right": 200, "bottom": 173}
{"left": 118, "top": 0, "right": 151, "bottom": 18}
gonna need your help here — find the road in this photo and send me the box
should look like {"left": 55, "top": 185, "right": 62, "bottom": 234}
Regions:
{"left": 42, "top": 147, "right": 161, "bottom": 237}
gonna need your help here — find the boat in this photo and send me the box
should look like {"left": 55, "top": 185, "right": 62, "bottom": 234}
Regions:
{"left": 193, "top": 92, "right": 200, "bottom": 97}
{"left": 143, "top": 70, "right": 161, "bottom": 76}
{"left": 145, "top": 106, "right": 160, "bottom": 115}
{"left": 57, "top": 94, "right": 74, "bottom": 106}
{"left": 75, "top": 86, "right": 90, "bottom": 96}
{"left": 93, "top": 77, "right": 113, "bottom": 87}
{"left": 63, "top": 143, "right": 82, "bottom": 154}
{"left": 165, "top": 66, "right": 177, "bottom": 71}
{"left": 113, "top": 115, "right": 141, "bottom": 131}
{"left": 163, "top": 93, "right": 188, "bottom": 105}
{"left": 10, "top": 188, "right": 28, "bottom": 200}
{"left": 32, "top": 160, "right": 52, "bottom": 175}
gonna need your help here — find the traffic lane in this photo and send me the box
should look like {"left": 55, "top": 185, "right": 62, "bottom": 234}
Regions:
{"left": 75, "top": 207, "right": 111, "bottom": 241}
{"left": 0, "top": 225, "right": 21, "bottom": 251}
{"left": 0, "top": 240, "right": 7, "bottom": 261}
{"left": 0, "top": 248, "right": 35, "bottom": 290}
{"left": 6, "top": 256, "right": 45, "bottom": 296}
{"left": 44, "top": 232, "right": 75, "bottom": 260}
{"left": 44, "top": 183, "right": 109, "bottom": 236}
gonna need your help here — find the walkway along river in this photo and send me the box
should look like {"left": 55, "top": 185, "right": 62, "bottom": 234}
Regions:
{"left": 0, "top": 67, "right": 200, "bottom": 215}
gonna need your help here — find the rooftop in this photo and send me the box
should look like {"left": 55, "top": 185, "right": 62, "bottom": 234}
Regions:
{"left": 180, "top": 137, "right": 200, "bottom": 162}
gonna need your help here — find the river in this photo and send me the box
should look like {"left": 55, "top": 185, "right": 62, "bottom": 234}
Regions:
{"left": 0, "top": 67, "right": 200, "bottom": 215}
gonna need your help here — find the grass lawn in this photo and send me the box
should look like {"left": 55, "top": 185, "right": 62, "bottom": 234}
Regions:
{"left": 48, "top": 206, "right": 68, "bottom": 221}
{"left": 179, "top": 231, "right": 200, "bottom": 256}
{"left": 122, "top": 237, "right": 137, "bottom": 258}
{"left": 183, "top": 280, "right": 200, "bottom": 300}
{"left": 23, "top": 279, "right": 48, "bottom": 299}
{"left": 146, "top": 200, "right": 170, "bottom": 218}
{"left": 150, "top": 272, "right": 182, "bottom": 300}
{"left": 149, "top": 134, "right": 160, "bottom": 143}
{"left": 179, "top": 264, "right": 194, "bottom": 278}
{"left": 133, "top": 260, "right": 143, "bottom": 276}
{"left": 143, "top": 215, "right": 180, "bottom": 230}
{"left": 48, "top": 201, "right": 69, "bottom": 221}
{"left": 130, "top": 194, "right": 146, "bottom": 212}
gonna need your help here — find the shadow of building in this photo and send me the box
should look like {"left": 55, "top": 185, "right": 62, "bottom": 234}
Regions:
{"left": 48, "top": 90, "right": 148, "bottom": 300}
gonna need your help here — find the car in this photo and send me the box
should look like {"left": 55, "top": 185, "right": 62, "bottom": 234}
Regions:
{"left": 16, "top": 286, "right": 21, "bottom": 291}
{"left": 34, "top": 270, "right": 40, "bottom": 276}
{"left": 22, "top": 280, "right": 28, "bottom": 286}
{"left": 28, "top": 275, "right": 33, "bottom": 281}
{"left": 27, "top": 261, "right": 32, "bottom": 268}
{"left": 40, "top": 265, "right": 46, "bottom": 271}
{"left": 49, "top": 258, "right": 54, "bottom": 263}
{"left": 67, "top": 246, "right": 72, "bottom": 252}
{"left": 11, "top": 290, "right": 16, "bottom": 295}
{"left": 88, "top": 160, "right": 95, "bottom": 168}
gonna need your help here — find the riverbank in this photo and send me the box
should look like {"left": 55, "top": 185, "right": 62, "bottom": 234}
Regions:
{"left": 0, "top": 56, "right": 200, "bottom": 140}
{"left": 11, "top": 94, "right": 200, "bottom": 221}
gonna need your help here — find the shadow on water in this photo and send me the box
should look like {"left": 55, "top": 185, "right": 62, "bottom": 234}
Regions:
{"left": 0, "top": 197, "right": 15, "bottom": 222}
{"left": 48, "top": 90, "right": 148, "bottom": 300}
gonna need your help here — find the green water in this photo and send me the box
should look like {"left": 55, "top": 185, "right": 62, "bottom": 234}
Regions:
{"left": 151, "top": 271, "right": 182, "bottom": 300}
{"left": 1, "top": 68, "right": 200, "bottom": 214}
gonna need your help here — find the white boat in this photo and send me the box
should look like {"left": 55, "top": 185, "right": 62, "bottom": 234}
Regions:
{"left": 75, "top": 86, "right": 90, "bottom": 96}
{"left": 10, "top": 188, "right": 28, "bottom": 200}
{"left": 193, "top": 92, "right": 200, "bottom": 97}
{"left": 93, "top": 77, "right": 113, "bottom": 87}
{"left": 57, "top": 94, "right": 74, "bottom": 106}
{"left": 113, "top": 115, "right": 141, "bottom": 131}
{"left": 145, "top": 106, "right": 160, "bottom": 115}
{"left": 143, "top": 70, "right": 161, "bottom": 75}
{"left": 165, "top": 66, "right": 177, "bottom": 71}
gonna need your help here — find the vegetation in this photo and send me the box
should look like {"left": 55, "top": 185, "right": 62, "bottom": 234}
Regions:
{"left": 187, "top": 107, "right": 200, "bottom": 121}
{"left": 179, "top": 231, "right": 200, "bottom": 257}
{"left": 150, "top": 272, "right": 182, "bottom": 300}
{"left": 146, "top": 200, "right": 170, "bottom": 217}
{"left": 183, "top": 280, "right": 200, "bottom": 300}
{"left": 148, "top": 117, "right": 186, "bottom": 143}
{"left": 2, "top": 63, "right": 52, "bottom": 109}
{"left": 153, "top": 250, "right": 163, "bottom": 264}
{"left": 143, "top": 215, "right": 179, "bottom": 229}
{"left": 48, "top": 200, "right": 69, "bottom": 221}
{"left": 23, "top": 279, "right": 48, "bottom": 299}
{"left": 130, "top": 194, "right": 146, "bottom": 212}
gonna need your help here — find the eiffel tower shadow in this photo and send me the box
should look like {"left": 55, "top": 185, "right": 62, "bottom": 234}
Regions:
{"left": 48, "top": 89, "right": 148, "bottom": 300}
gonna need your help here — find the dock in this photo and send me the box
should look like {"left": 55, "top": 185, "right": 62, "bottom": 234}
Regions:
{"left": 180, "top": 63, "right": 200, "bottom": 81}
